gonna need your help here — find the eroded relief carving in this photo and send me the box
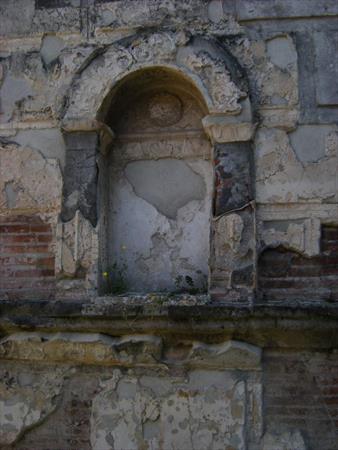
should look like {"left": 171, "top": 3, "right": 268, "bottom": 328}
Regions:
{"left": 148, "top": 93, "right": 183, "bottom": 127}
{"left": 64, "top": 32, "right": 249, "bottom": 122}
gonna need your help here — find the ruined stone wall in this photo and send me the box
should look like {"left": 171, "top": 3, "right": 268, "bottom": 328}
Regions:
{"left": 1, "top": 1, "right": 338, "bottom": 449}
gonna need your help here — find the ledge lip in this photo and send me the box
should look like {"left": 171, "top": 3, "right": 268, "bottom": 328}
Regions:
{"left": 1, "top": 296, "right": 338, "bottom": 319}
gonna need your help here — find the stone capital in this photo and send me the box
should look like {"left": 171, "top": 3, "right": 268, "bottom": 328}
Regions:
{"left": 61, "top": 119, "right": 115, "bottom": 154}
{"left": 202, "top": 115, "right": 255, "bottom": 144}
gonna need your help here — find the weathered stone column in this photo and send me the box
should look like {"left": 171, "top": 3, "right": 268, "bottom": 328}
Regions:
{"left": 203, "top": 115, "right": 256, "bottom": 303}
{"left": 55, "top": 120, "right": 114, "bottom": 296}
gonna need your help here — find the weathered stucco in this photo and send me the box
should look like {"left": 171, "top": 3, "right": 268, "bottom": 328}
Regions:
{"left": 1, "top": 0, "right": 338, "bottom": 448}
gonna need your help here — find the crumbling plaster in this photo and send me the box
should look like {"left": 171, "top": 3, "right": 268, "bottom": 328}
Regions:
{"left": 0, "top": 2, "right": 338, "bottom": 447}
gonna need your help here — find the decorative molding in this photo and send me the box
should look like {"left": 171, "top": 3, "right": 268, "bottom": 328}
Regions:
{"left": 202, "top": 115, "right": 255, "bottom": 143}
{"left": 61, "top": 119, "right": 115, "bottom": 154}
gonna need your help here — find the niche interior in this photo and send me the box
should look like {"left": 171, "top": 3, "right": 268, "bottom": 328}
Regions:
{"left": 98, "top": 68, "right": 213, "bottom": 294}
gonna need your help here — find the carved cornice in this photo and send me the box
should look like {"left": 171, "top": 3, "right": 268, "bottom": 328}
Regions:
{"left": 202, "top": 115, "right": 256, "bottom": 144}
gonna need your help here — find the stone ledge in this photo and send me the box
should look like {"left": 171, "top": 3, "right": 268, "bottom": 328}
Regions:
{"left": 1, "top": 297, "right": 338, "bottom": 348}
{"left": 0, "top": 333, "right": 262, "bottom": 370}
{"left": 0, "top": 332, "right": 162, "bottom": 366}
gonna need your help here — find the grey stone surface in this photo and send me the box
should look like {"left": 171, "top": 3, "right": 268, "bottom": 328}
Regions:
{"left": 289, "top": 125, "right": 336, "bottom": 163}
{"left": 291, "top": 31, "right": 338, "bottom": 124}
{"left": 314, "top": 31, "right": 338, "bottom": 105}
{"left": 125, "top": 159, "right": 206, "bottom": 220}
{"left": 0, "top": 0, "right": 35, "bottom": 36}
{"left": 0, "top": 74, "right": 33, "bottom": 123}
{"left": 40, "top": 34, "right": 65, "bottom": 66}
{"left": 266, "top": 35, "right": 297, "bottom": 70}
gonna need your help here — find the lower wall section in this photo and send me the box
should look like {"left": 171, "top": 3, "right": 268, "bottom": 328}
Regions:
{"left": 0, "top": 333, "right": 337, "bottom": 449}
{"left": 264, "top": 350, "right": 338, "bottom": 450}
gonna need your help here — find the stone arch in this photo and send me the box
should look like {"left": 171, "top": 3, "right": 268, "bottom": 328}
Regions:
{"left": 59, "top": 31, "right": 256, "bottom": 299}
{"left": 62, "top": 32, "right": 251, "bottom": 122}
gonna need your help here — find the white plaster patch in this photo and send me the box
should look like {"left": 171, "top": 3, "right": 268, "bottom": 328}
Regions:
{"left": 90, "top": 369, "right": 250, "bottom": 450}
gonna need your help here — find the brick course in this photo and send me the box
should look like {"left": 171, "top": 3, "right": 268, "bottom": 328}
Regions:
{"left": 264, "top": 350, "right": 338, "bottom": 449}
{"left": 258, "top": 225, "right": 338, "bottom": 304}
{"left": 0, "top": 216, "right": 55, "bottom": 300}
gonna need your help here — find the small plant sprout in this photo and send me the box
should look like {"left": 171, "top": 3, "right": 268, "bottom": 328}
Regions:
{"left": 103, "top": 261, "right": 128, "bottom": 295}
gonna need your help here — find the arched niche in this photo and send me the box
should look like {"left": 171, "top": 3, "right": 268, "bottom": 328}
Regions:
{"left": 98, "top": 67, "right": 213, "bottom": 293}
{"left": 59, "top": 32, "right": 256, "bottom": 301}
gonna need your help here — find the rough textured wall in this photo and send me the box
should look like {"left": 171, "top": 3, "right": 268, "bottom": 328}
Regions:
{"left": 0, "top": 0, "right": 338, "bottom": 449}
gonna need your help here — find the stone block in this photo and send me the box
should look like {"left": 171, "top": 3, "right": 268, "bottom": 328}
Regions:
{"left": 314, "top": 31, "right": 338, "bottom": 105}
{"left": 211, "top": 207, "right": 256, "bottom": 293}
{"left": 266, "top": 35, "right": 297, "bottom": 71}
{"left": 289, "top": 125, "right": 337, "bottom": 163}
{"left": 259, "top": 108, "right": 299, "bottom": 131}
{"left": 260, "top": 218, "right": 321, "bottom": 257}
{"left": 236, "top": 0, "right": 338, "bottom": 20}
{"left": 56, "top": 209, "right": 98, "bottom": 283}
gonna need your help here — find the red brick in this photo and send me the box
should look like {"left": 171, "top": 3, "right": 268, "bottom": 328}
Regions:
{"left": 1, "top": 245, "right": 51, "bottom": 254}
{"left": 322, "top": 226, "right": 338, "bottom": 240}
{"left": 0, "top": 234, "right": 52, "bottom": 244}
{"left": 0, "top": 224, "right": 31, "bottom": 233}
